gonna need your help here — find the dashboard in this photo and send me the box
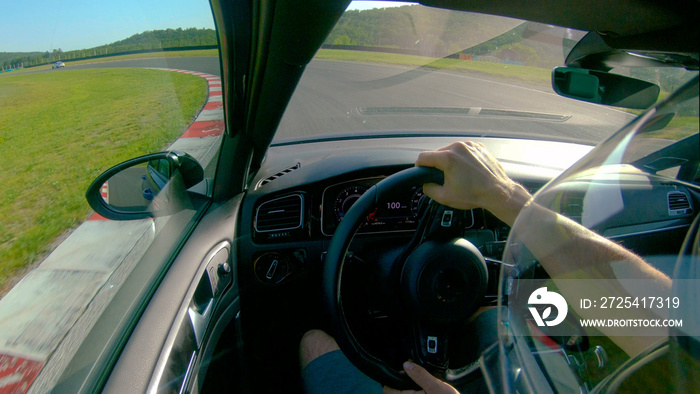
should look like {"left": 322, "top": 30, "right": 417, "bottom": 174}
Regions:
{"left": 238, "top": 136, "right": 587, "bottom": 287}
{"left": 234, "top": 135, "right": 698, "bottom": 394}
{"left": 249, "top": 170, "right": 520, "bottom": 286}
{"left": 236, "top": 136, "right": 697, "bottom": 289}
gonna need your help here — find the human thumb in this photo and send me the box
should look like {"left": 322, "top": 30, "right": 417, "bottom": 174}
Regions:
{"left": 402, "top": 361, "right": 458, "bottom": 394}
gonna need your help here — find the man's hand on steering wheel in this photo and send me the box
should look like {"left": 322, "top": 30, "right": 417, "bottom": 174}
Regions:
{"left": 416, "top": 141, "right": 532, "bottom": 226}
{"left": 383, "top": 361, "right": 459, "bottom": 394}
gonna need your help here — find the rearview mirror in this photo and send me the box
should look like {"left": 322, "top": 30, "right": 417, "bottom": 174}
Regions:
{"left": 86, "top": 151, "right": 206, "bottom": 220}
{"left": 552, "top": 67, "right": 660, "bottom": 109}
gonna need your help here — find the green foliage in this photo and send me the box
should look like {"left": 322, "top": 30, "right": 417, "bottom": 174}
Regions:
{"left": 324, "top": 5, "right": 523, "bottom": 57}
{"left": 630, "top": 68, "right": 697, "bottom": 97}
{"left": 321, "top": 5, "right": 569, "bottom": 69}
{"left": 0, "top": 52, "right": 42, "bottom": 65}
{"left": 333, "top": 35, "right": 356, "bottom": 46}
{"left": 104, "top": 27, "right": 217, "bottom": 53}
{"left": 460, "top": 23, "right": 527, "bottom": 56}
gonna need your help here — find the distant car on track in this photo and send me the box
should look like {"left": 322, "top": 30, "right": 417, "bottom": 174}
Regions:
{"left": 52, "top": 61, "right": 65, "bottom": 69}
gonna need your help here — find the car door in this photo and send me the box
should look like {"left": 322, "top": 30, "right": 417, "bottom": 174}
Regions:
{"left": 94, "top": 196, "right": 244, "bottom": 393}
{"left": 50, "top": 1, "right": 353, "bottom": 392}
{"left": 50, "top": 195, "right": 242, "bottom": 393}
{"left": 50, "top": 17, "right": 252, "bottom": 394}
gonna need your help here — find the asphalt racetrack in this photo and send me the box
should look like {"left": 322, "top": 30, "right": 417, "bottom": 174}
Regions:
{"left": 278, "top": 60, "right": 634, "bottom": 143}
{"left": 57, "top": 56, "right": 634, "bottom": 144}
{"left": 64, "top": 56, "right": 222, "bottom": 77}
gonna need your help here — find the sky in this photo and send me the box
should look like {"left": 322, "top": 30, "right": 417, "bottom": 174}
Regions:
{"left": 0, "top": 0, "right": 216, "bottom": 53}
{"left": 0, "top": 1, "right": 413, "bottom": 53}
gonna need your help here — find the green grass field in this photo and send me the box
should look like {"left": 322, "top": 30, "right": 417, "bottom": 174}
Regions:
{"left": 641, "top": 117, "right": 699, "bottom": 140}
{"left": 315, "top": 49, "right": 552, "bottom": 87}
{"left": 0, "top": 68, "right": 207, "bottom": 287}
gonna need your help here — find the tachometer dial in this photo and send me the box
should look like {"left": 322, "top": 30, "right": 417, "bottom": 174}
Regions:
{"left": 410, "top": 186, "right": 425, "bottom": 217}
{"left": 334, "top": 185, "right": 368, "bottom": 223}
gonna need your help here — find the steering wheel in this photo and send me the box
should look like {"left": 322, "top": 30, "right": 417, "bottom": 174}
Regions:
{"left": 322, "top": 166, "right": 490, "bottom": 390}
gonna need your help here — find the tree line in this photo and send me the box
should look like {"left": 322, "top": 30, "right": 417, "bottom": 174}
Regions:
{"left": 323, "top": 5, "right": 570, "bottom": 68}
{"left": 2, "top": 28, "right": 217, "bottom": 70}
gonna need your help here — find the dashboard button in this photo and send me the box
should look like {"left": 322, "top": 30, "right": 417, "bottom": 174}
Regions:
{"left": 441, "top": 210, "right": 453, "bottom": 227}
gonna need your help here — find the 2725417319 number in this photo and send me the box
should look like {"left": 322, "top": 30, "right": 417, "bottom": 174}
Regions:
{"left": 581, "top": 296, "right": 680, "bottom": 309}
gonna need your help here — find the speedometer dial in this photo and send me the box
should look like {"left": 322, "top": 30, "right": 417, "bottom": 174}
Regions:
{"left": 334, "top": 185, "right": 368, "bottom": 223}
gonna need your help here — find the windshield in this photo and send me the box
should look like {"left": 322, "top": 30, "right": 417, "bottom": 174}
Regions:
{"left": 275, "top": 2, "right": 697, "bottom": 145}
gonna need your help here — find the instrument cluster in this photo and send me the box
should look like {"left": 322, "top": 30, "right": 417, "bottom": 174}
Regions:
{"left": 321, "top": 177, "right": 425, "bottom": 236}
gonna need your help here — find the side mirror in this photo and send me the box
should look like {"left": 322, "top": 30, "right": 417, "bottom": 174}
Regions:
{"left": 552, "top": 67, "right": 660, "bottom": 109}
{"left": 86, "top": 151, "right": 206, "bottom": 220}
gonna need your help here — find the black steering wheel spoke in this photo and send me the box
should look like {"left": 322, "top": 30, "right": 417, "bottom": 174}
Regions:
{"left": 409, "top": 320, "right": 451, "bottom": 374}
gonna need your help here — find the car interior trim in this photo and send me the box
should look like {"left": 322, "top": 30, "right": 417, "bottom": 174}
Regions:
{"left": 103, "top": 196, "right": 241, "bottom": 393}
{"left": 146, "top": 240, "right": 232, "bottom": 393}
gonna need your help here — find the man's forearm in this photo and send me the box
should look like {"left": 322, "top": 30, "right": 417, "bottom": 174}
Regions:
{"left": 500, "top": 194, "right": 671, "bottom": 356}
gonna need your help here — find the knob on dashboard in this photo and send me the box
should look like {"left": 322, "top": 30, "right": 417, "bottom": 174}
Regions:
{"left": 254, "top": 252, "right": 289, "bottom": 284}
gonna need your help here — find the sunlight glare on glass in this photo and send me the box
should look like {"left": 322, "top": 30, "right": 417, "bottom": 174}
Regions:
{"left": 347, "top": 1, "right": 414, "bottom": 11}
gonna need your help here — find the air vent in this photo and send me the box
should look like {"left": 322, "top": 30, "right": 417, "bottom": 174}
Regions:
{"left": 668, "top": 192, "right": 692, "bottom": 216}
{"left": 255, "top": 194, "right": 304, "bottom": 233}
{"left": 257, "top": 163, "right": 300, "bottom": 188}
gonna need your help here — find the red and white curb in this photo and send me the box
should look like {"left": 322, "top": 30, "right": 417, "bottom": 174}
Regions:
{"left": 0, "top": 68, "right": 224, "bottom": 393}
{"left": 100, "top": 183, "right": 109, "bottom": 204}
{"left": 89, "top": 68, "right": 224, "bottom": 221}
{"left": 167, "top": 70, "right": 224, "bottom": 137}
{"left": 0, "top": 354, "right": 43, "bottom": 394}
